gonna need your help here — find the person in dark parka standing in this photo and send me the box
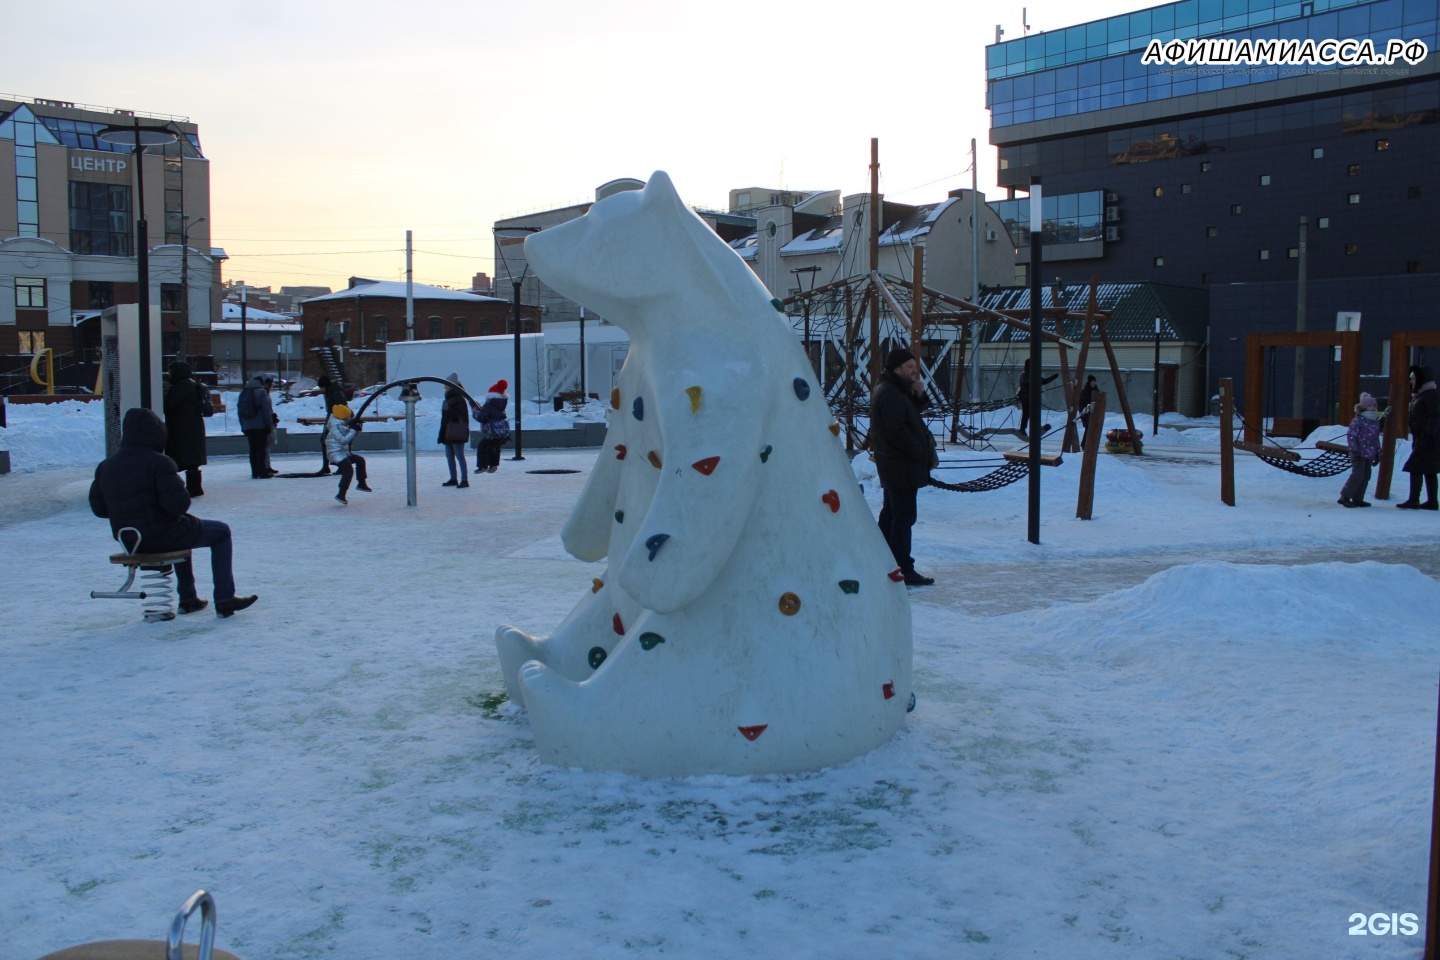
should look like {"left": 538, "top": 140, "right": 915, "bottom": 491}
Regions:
{"left": 164, "top": 361, "right": 210, "bottom": 496}
{"left": 237, "top": 376, "right": 276, "bottom": 479}
{"left": 870, "top": 347, "right": 936, "bottom": 586}
{"left": 90, "top": 407, "right": 257, "bottom": 617}
{"left": 1397, "top": 364, "right": 1440, "bottom": 510}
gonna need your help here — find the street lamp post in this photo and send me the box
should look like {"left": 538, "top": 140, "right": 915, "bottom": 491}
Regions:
{"left": 791, "top": 265, "right": 821, "bottom": 377}
{"left": 494, "top": 225, "right": 544, "bottom": 461}
{"left": 179, "top": 215, "right": 206, "bottom": 363}
{"left": 96, "top": 119, "right": 178, "bottom": 411}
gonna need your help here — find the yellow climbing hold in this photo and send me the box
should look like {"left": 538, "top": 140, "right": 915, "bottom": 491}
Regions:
{"left": 778, "top": 592, "right": 801, "bottom": 616}
{"left": 647, "top": 450, "right": 663, "bottom": 469}
{"left": 686, "top": 385, "right": 703, "bottom": 413}
{"left": 610, "top": 387, "right": 620, "bottom": 410}
{"left": 828, "top": 421, "right": 841, "bottom": 437}
{"left": 591, "top": 578, "right": 604, "bottom": 594}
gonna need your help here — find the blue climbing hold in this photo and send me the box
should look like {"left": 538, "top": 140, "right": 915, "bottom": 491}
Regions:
{"left": 770, "top": 297, "right": 785, "bottom": 312}
{"left": 589, "top": 646, "right": 607, "bottom": 670}
{"left": 633, "top": 396, "right": 644, "bottom": 421}
{"left": 907, "top": 692, "right": 917, "bottom": 713}
{"left": 759, "top": 445, "right": 772, "bottom": 463}
{"left": 615, "top": 510, "right": 624, "bottom": 523}
{"left": 638, "top": 631, "right": 666, "bottom": 650}
{"left": 645, "top": 533, "right": 670, "bottom": 561}
{"left": 793, "top": 377, "right": 810, "bottom": 401}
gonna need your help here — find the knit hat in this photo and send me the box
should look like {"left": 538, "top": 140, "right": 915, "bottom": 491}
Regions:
{"left": 884, "top": 348, "right": 915, "bottom": 372}
{"left": 489, "top": 379, "right": 508, "bottom": 394}
{"left": 1358, "top": 392, "right": 1378, "bottom": 411}
{"left": 447, "top": 372, "right": 461, "bottom": 384}
{"left": 332, "top": 404, "right": 352, "bottom": 420}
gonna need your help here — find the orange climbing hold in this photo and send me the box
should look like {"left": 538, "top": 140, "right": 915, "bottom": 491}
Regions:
{"left": 778, "top": 592, "right": 801, "bottom": 616}
{"left": 828, "top": 421, "right": 841, "bottom": 437}
{"left": 686, "top": 385, "right": 703, "bottom": 413}
{"left": 738, "top": 724, "right": 768, "bottom": 742}
{"left": 592, "top": 578, "right": 604, "bottom": 594}
{"left": 610, "top": 387, "right": 620, "bottom": 410}
{"left": 821, "top": 490, "right": 839, "bottom": 512}
{"left": 647, "top": 450, "right": 663, "bottom": 469}
{"left": 692, "top": 456, "right": 720, "bottom": 476}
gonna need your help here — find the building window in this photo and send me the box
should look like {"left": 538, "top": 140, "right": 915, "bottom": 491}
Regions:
{"left": 1200, "top": 161, "right": 1211, "bottom": 172}
{"left": 1312, "top": 148, "right": 1324, "bottom": 159}
{"left": 17, "top": 330, "right": 45, "bottom": 353}
{"left": 1318, "top": 217, "right": 1330, "bottom": 229}
{"left": 1259, "top": 249, "right": 1270, "bottom": 260}
{"left": 160, "top": 284, "right": 183, "bottom": 311}
{"left": 15, "top": 277, "right": 45, "bottom": 308}
{"left": 480, "top": 320, "right": 491, "bottom": 336}
{"left": 375, "top": 320, "right": 389, "bottom": 343}
{"left": 1181, "top": 184, "right": 1192, "bottom": 194}
{"left": 1348, "top": 193, "right": 1360, "bottom": 204}
{"left": 1258, "top": 175, "right": 1270, "bottom": 186}
{"left": 1347, "top": 165, "right": 1360, "bottom": 176}
{"left": 1206, "top": 226, "right": 1217, "bottom": 237}
{"left": 454, "top": 318, "right": 466, "bottom": 338}
{"left": 1410, "top": 186, "right": 1422, "bottom": 199}
{"left": 68, "top": 181, "right": 132, "bottom": 256}
{"left": 1153, "top": 186, "right": 1163, "bottom": 197}
{"left": 87, "top": 282, "right": 115, "bottom": 309}
{"left": 1407, "top": 261, "right": 1421, "bottom": 273}
{"left": 1288, "top": 248, "right": 1299, "bottom": 258}
{"left": 1153, "top": 256, "right": 1165, "bottom": 267}
{"left": 428, "top": 317, "right": 442, "bottom": 339}
{"left": 1376, "top": 139, "right": 1390, "bottom": 151}
{"left": 1230, "top": 204, "right": 1242, "bottom": 215}
{"left": 1345, "top": 243, "right": 1358, "bottom": 255}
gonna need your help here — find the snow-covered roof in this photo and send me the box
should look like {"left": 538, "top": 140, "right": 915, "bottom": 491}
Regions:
{"left": 304, "top": 281, "right": 508, "bottom": 305}
{"left": 878, "top": 198, "right": 957, "bottom": 247}
{"left": 213, "top": 321, "right": 302, "bottom": 333}
{"left": 780, "top": 215, "right": 846, "bottom": 255}
{"left": 222, "top": 302, "right": 291, "bottom": 322}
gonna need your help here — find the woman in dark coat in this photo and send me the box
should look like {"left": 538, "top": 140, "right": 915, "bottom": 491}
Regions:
{"left": 438, "top": 374, "right": 470, "bottom": 488}
{"left": 1077, "top": 374, "right": 1098, "bottom": 449}
{"left": 1397, "top": 364, "right": 1440, "bottom": 509}
{"left": 163, "top": 361, "right": 209, "bottom": 496}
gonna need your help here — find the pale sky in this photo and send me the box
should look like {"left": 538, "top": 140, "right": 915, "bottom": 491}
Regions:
{"left": 10, "top": 0, "right": 1141, "bottom": 293}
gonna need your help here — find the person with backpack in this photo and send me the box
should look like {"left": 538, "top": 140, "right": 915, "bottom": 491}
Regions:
{"left": 473, "top": 379, "right": 510, "bottom": 474}
{"left": 325, "top": 404, "right": 372, "bottom": 504}
{"left": 438, "top": 374, "right": 470, "bottom": 488}
{"left": 164, "top": 361, "right": 212, "bottom": 496}
{"left": 237, "top": 376, "right": 276, "bottom": 479}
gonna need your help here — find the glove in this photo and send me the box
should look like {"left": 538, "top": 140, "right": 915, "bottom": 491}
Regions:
{"left": 273, "top": 413, "right": 280, "bottom": 426}
{"left": 351, "top": 419, "right": 363, "bottom": 432}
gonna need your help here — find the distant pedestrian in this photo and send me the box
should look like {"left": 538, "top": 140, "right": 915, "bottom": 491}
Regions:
{"left": 1017, "top": 358, "right": 1058, "bottom": 438}
{"left": 237, "top": 376, "right": 277, "bottom": 479}
{"left": 164, "top": 361, "right": 212, "bottom": 496}
{"left": 870, "top": 348, "right": 936, "bottom": 587}
{"left": 439, "top": 373, "right": 470, "bottom": 488}
{"left": 316, "top": 375, "right": 348, "bottom": 476}
{"left": 89, "top": 407, "right": 257, "bottom": 618}
{"left": 1338, "top": 392, "right": 1383, "bottom": 508}
{"left": 1077, "top": 374, "right": 1098, "bottom": 449}
{"left": 473, "top": 379, "right": 510, "bottom": 474}
{"left": 1397, "top": 365, "right": 1439, "bottom": 510}
{"left": 326, "top": 404, "right": 371, "bottom": 504}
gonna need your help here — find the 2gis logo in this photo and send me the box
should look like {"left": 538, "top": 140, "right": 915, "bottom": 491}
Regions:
{"left": 1348, "top": 912, "right": 1420, "bottom": 936}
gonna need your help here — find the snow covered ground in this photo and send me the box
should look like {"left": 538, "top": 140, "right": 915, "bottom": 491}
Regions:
{"left": 1, "top": 400, "right": 1436, "bottom": 959}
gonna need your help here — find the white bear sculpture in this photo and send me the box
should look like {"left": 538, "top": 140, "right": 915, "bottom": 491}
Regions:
{"left": 495, "top": 171, "right": 913, "bottom": 776}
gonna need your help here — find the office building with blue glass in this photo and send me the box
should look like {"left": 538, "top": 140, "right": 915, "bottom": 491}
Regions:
{"left": 985, "top": 0, "right": 1439, "bottom": 410}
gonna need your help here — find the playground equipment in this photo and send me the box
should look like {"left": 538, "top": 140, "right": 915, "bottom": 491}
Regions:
{"left": 349, "top": 376, "right": 487, "bottom": 507}
{"left": 37, "top": 890, "right": 240, "bottom": 960}
{"left": 1376, "top": 330, "right": 1440, "bottom": 500}
{"left": 90, "top": 527, "right": 189, "bottom": 623}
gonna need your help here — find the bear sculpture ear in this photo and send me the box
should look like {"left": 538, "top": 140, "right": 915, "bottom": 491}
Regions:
{"left": 642, "top": 171, "right": 681, "bottom": 207}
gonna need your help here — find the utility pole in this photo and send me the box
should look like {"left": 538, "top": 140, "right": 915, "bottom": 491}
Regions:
{"left": 579, "top": 306, "right": 586, "bottom": 398}
{"left": 1153, "top": 317, "right": 1162, "bottom": 437}
{"left": 239, "top": 284, "right": 249, "bottom": 386}
{"left": 868, "top": 138, "right": 882, "bottom": 380}
{"left": 405, "top": 230, "right": 414, "bottom": 340}
{"left": 971, "top": 138, "right": 981, "bottom": 401}
{"left": 512, "top": 277, "right": 525, "bottom": 460}
{"left": 1027, "top": 176, "right": 1044, "bottom": 545}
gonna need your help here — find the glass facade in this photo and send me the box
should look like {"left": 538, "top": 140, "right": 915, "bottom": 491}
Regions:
{"left": 990, "top": 191, "right": 1106, "bottom": 245}
{"left": 996, "top": 79, "right": 1437, "bottom": 185}
{"left": 987, "top": 0, "right": 1439, "bottom": 127}
{"left": 69, "top": 181, "right": 133, "bottom": 256}
{"left": 36, "top": 116, "right": 205, "bottom": 158}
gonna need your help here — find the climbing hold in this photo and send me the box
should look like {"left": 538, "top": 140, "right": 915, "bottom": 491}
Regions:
{"left": 638, "top": 631, "right": 666, "bottom": 650}
{"left": 828, "top": 421, "right": 841, "bottom": 437}
{"left": 770, "top": 297, "right": 785, "bottom": 311}
{"left": 821, "top": 490, "right": 840, "bottom": 512}
{"left": 591, "top": 578, "right": 604, "bottom": 594}
{"left": 589, "top": 646, "right": 607, "bottom": 670}
{"left": 738, "top": 724, "right": 768, "bottom": 741}
{"left": 759, "top": 445, "right": 772, "bottom": 463}
{"left": 614, "top": 510, "right": 625, "bottom": 524}
{"left": 907, "top": 692, "right": 917, "bottom": 713}
{"left": 633, "top": 397, "right": 644, "bottom": 421}
{"left": 615, "top": 444, "right": 627, "bottom": 460}
{"left": 692, "top": 456, "right": 720, "bottom": 476}
{"left": 777, "top": 592, "right": 801, "bottom": 616}
{"left": 610, "top": 388, "right": 620, "bottom": 410}
{"left": 887, "top": 568, "right": 905, "bottom": 582}
{"left": 686, "top": 385, "right": 703, "bottom": 413}
{"left": 612, "top": 613, "right": 624, "bottom": 635}
{"left": 838, "top": 579, "right": 860, "bottom": 594}
{"left": 793, "top": 377, "right": 810, "bottom": 401}
{"left": 647, "top": 450, "right": 663, "bottom": 469}
{"left": 645, "top": 533, "right": 670, "bottom": 561}
{"left": 883, "top": 681, "right": 896, "bottom": 700}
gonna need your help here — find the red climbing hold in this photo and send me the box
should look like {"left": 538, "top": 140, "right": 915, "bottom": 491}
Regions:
{"left": 615, "top": 444, "right": 627, "bottom": 460}
{"left": 821, "top": 489, "right": 839, "bottom": 512}
{"left": 612, "top": 612, "right": 624, "bottom": 635}
{"left": 692, "top": 456, "right": 720, "bottom": 476}
{"left": 738, "top": 725, "right": 768, "bottom": 742}
{"left": 883, "top": 681, "right": 896, "bottom": 700}
{"left": 887, "top": 568, "right": 905, "bottom": 582}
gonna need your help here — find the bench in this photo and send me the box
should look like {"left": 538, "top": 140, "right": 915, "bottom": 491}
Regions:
{"left": 1003, "top": 448, "right": 1064, "bottom": 468}
{"left": 90, "top": 528, "right": 191, "bottom": 623}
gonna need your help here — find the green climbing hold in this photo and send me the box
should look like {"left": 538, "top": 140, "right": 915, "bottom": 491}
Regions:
{"left": 588, "top": 646, "right": 607, "bottom": 670}
{"left": 759, "top": 445, "right": 772, "bottom": 463}
{"left": 615, "top": 510, "right": 624, "bottom": 523}
{"left": 638, "top": 632, "right": 666, "bottom": 650}
{"left": 838, "top": 580, "right": 860, "bottom": 594}
{"left": 770, "top": 297, "right": 784, "bottom": 312}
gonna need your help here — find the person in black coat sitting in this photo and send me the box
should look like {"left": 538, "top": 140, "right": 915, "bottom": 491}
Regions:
{"left": 90, "top": 407, "right": 257, "bottom": 618}
{"left": 870, "top": 347, "right": 936, "bottom": 586}
{"left": 164, "top": 361, "right": 210, "bottom": 496}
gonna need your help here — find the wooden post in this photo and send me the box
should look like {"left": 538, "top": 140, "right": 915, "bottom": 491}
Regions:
{"left": 1244, "top": 333, "right": 1265, "bottom": 444}
{"left": 1068, "top": 277, "right": 1099, "bottom": 452}
{"left": 868, "top": 138, "right": 882, "bottom": 383}
{"left": 950, "top": 325, "right": 967, "bottom": 443}
{"left": 1076, "top": 389, "right": 1106, "bottom": 519}
{"left": 1377, "top": 332, "right": 1410, "bottom": 500}
{"left": 1097, "top": 316, "right": 1144, "bottom": 454}
{"left": 1220, "top": 376, "right": 1235, "bottom": 506}
{"left": 844, "top": 287, "right": 856, "bottom": 453}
